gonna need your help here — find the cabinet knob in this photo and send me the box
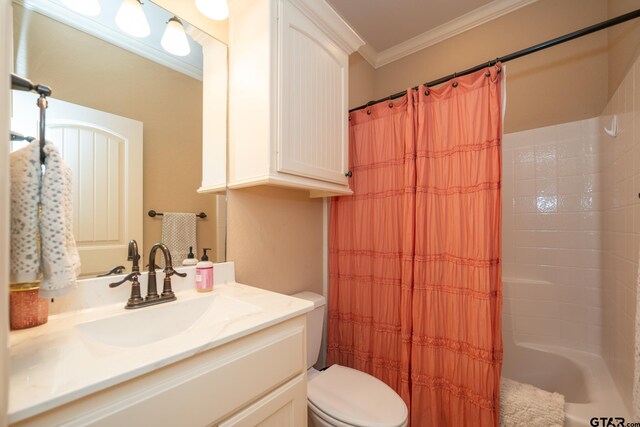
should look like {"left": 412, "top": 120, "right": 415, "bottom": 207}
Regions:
{"left": 345, "top": 171, "right": 352, "bottom": 178}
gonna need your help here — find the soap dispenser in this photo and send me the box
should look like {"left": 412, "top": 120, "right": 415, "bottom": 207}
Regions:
{"left": 182, "top": 247, "right": 198, "bottom": 266}
{"left": 195, "top": 248, "right": 213, "bottom": 292}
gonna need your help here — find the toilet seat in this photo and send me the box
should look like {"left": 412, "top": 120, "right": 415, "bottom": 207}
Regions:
{"left": 307, "top": 365, "right": 408, "bottom": 427}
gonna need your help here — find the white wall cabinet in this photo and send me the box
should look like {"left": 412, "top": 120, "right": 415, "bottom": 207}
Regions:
{"left": 197, "top": 33, "right": 228, "bottom": 195}
{"left": 13, "top": 317, "right": 308, "bottom": 427}
{"left": 227, "top": 0, "right": 363, "bottom": 197}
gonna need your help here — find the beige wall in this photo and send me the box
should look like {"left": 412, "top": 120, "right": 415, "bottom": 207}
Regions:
{"left": 348, "top": 52, "right": 375, "bottom": 109}
{"left": 368, "top": 0, "right": 609, "bottom": 134}
{"left": 13, "top": 6, "right": 217, "bottom": 260}
{"left": 227, "top": 186, "right": 323, "bottom": 295}
{"left": 607, "top": 0, "right": 640, "bottom": 99}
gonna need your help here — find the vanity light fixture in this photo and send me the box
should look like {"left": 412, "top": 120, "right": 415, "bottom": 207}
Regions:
{"left": 115, "top": 0, "right": 151, "bottom": 38}
{"left": 161, "top": 17, "right": 191, "bottom": 57}
{"left": 195, "top": 0, "right": 229, "bottom": 20}
{"left": 60, "top": 0, "right": 101, "bottom": 16}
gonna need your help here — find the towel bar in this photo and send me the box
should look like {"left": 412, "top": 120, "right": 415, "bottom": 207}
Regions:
{"left": 148, "top": 210, "right": 207, "bottom": 219}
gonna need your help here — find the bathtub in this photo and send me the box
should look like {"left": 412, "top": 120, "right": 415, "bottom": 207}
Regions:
{"left": 502, "top": 340, "right": 631, "bottom": 426}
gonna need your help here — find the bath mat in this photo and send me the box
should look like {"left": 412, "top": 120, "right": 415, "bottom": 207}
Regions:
{"left": 500, "top": 377, "right": 565, "bottom": 427}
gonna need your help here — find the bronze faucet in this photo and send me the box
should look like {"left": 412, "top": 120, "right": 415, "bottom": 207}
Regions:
{"left": 109, "top": 240, "right": 186, "bottom": 309}
{"left": 147, "top": 243, "right": 186, "bottom": 302}
{"left": 109, "top": 240, "right": 144, "bottom": 307}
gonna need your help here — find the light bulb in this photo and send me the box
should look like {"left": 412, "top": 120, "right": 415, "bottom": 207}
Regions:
{"left": 61, "top": 0, "right": 101, "bottom": 16}
{"left": 115, "top": 0, "right": 150, "bottom": 38}
{"left": 195, "top": 0, "right": 229, "bottom": 20}
{"left": 161, "top": 17, "right": 191, "bottom": 57}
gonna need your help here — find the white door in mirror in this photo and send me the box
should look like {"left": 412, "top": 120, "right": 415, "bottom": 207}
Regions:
{"left": 11, "top": 93, "right": 143, "bottom": 277}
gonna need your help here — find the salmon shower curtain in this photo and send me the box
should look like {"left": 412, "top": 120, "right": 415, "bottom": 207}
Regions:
{"left": 328, "top": 66, "right": 503, "bottom": 426}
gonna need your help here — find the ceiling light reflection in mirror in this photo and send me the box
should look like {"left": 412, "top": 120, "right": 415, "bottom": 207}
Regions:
{"left": 115, "top": 0, "right": 150, "bottom": 38}
{"left": 25, "top": 0, "right": 204, "bottom": 80}
{"left": 195, "top": 0, "right": 229, "bottom": 20}
{"left": 161, "top": 17, "right": 190, "bottom": 56}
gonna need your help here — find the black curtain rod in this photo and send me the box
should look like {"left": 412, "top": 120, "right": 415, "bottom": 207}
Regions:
{"left": 349, "top": 7, "right": 640, "bottom": 113}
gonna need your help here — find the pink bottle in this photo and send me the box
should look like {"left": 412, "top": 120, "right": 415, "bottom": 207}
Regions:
{"left": 195, "top": 248, "right": 214, "bottom": 292}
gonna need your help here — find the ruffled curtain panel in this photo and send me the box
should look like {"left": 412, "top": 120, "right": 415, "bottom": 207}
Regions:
{"left": 328, "top": 65, "right": 503, "bottom": 426}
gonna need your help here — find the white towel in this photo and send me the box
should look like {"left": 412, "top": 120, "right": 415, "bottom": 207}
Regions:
{"left": 161, "top": 212, "right": 197, "bottom": 265}
{"left": 39, "top": 142, "right": 81, "bottom": 297}
{"left": 500, "top": 377, "right": 565, "bottom": 427}
{"left": 10, "top": 139, "right": 41, "bottom": 283}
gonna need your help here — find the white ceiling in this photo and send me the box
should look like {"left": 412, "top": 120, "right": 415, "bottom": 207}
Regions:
{"left": 326, "top": 0, "right": 538, "bottom": 68}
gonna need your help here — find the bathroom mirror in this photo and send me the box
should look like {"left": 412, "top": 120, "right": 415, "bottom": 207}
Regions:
{"left": 10, "top": 0, "right": 227, "bottom": 278}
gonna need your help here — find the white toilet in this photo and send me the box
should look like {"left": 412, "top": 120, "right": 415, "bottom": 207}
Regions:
{"left": 293, "top": 292, "right": 408, "bottom": 427}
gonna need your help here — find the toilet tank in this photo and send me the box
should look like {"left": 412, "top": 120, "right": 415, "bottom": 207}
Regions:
{"left": 292, "top": 291, "right": 326, "bottom": 369}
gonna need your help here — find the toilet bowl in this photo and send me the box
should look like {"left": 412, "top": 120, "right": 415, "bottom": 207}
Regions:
{"left": 293, "top": 292, "right": 408, "bottom": 427}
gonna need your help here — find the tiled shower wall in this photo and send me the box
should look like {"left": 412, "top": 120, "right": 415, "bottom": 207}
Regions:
{"left": 503, "top": 54, "right": 640, "bottom": 411}
{"left": 502, "top": 118, "right": 604, "bottom": 353}
{"left": 601, "top": 54, "right": 640, "bottom": 409}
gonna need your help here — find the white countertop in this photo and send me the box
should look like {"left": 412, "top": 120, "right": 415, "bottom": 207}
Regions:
{"left": 8, "top": 276, "right": 313, "bottom": 423}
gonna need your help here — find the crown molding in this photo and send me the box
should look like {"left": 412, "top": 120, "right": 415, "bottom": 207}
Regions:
{"left": 14, "top": 0, "right": 204, "bottom": 80}
{"left": 358, "top": 0, "right": 538, "bottom": 69}
{"left": 356, "top": 43, "right": 377, "bottom": 68}
{"left": 288, "top": 0, "right": 364, "bottom": 54}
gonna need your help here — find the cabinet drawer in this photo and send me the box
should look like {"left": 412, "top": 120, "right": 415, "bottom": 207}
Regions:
{"left": 14, "top": 317, "right": 306, "bottom": 427}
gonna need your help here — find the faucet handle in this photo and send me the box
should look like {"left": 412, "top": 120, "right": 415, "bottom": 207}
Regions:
{"left": 108, "top": 271, "right": 144, "bottom": 308}
{"left": 97, "top": 265, "right": 126, "bottom": 277}
{"left": 108, "top": 272, "right": 140, "bottom": 288}
{"left": 165, "top": 267, "right": 187, "bottom": 278}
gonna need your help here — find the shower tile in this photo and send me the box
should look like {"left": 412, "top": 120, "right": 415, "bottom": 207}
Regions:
{"left": 514, "top": 162, "right": 535, "bottom": 180}
{"left": 535, "top": 143, "right": 557, "bottom": 162}
{"left": 514, "top": 179, "right": 535, "bottom": 197}
{"left": 514, "top": 196, "right": 537, "bottom": 213}
{"left": 534, "top": 158, "right": 556, "bottom": 179}
{"left": 557, "top": 157, "right": 582, "bottom": 177}
{"left": 514, "top": 147, "right": 535, "bottom": 164}
{"left": 536, "top": 196, "right": 558, "bottom": 213}
{"left": 557, "top": 122, "right": 582, "bottom": 142}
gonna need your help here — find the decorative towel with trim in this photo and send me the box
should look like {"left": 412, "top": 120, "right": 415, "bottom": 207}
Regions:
{"left": 500, "top": 377, "right": 565, "bottom": 427}
{"left": 161, "top": 212, "right": 197, "bottom": 265}
{"left": 10, "top": 139, "right": 41, "bottom": 283}
{"left": 39, "top": 142, "right": 81, "bottom": 297}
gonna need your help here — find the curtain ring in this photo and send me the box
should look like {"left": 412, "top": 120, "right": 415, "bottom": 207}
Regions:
{"left": 366, "top": 100, "right": 374, "bottom": 115}
{"left": 424, "top": 86, "right": 430, "bottom": 96}
{"left": 485, "top": 60, "right": 491, "bottom": 77}
{"left": 452, "top": 72, "right": 458, "bottom": 88}
{"left": 495, "top": 58, "right": 502, "bottom": 73}
{"left": 388, "top": 95, "right": 393, "bottom": 108}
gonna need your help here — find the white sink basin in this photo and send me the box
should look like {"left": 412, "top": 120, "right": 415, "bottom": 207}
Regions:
{"left": 76, "top": 294, "right": 262, "bottom": 347}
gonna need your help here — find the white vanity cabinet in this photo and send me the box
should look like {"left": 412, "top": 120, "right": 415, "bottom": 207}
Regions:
{"left": 12, "top": 316, "right": 308, "bottom": 427}
{"left": 227, "top": 0, "right": 363, "bottom": 197}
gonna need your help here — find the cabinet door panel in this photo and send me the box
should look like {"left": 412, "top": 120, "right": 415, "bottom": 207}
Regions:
{"left": 218, "top": 374, "right": 307, "bottom": 427}
{"left": 278, "top": 0, "right": 349, "bottom": 185}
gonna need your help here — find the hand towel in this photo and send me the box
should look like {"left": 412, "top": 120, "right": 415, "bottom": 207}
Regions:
{"left": 161, "top": 212, "right": 197, "bottom": 265}
{"left": 10, "top": 139, "right": 42, "bottom": 283}
{"left": 39, "top": 142, "right": 81, "bottom": 297}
